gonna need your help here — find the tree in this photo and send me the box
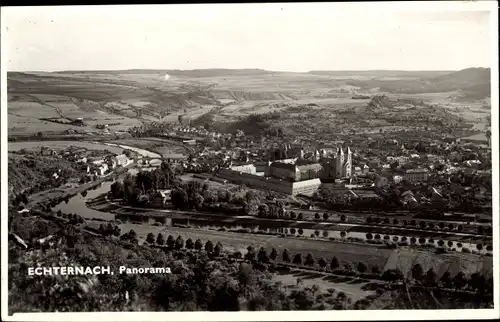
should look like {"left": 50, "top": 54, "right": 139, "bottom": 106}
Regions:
{"left": 128, "top": 229, "right": 137, "bottom": 240}
{"left": 110, "top": 181, "right": 124, "bottom": 199}
{"left": 214, "top": 242, "right": 223, "bottom": 256}
{"left": 245, "top": 246, "right": 256, "bottom": 261}
{"left": 185, "top": 238, "right": 194, "bottom": 249}
{"left": 366, "top": 233, "right": 373, "bottom": 240}
{"left": 258, "top": 204, "right": 269, "bottom": 217}
{"left": 293, "top": 253, "right": 302, "bottom": 265}
{"left": 193, "top": 193, "right": 205, "bottom": 210}
{"left": 205, "top": 240, "right": 214, "bottom": 253}
{"left": 175, "top": 235, "right": 184, "bottom": 250}
{"left": 298, "top": 228, "right": 303, "bottom": 235}
{"left": 330, "top": 257, "right": 339, "bottom": 270}
{"left": 440, "top": 271, "right": 452, "bottom": 288}
{"left": 318, "top": 257, "right": 327, "bottom": 269}
{"left": 453, "top": 272, "right": 467, "bottom": 289}
{"left": 340, "top": 215, "right": 346, "bottom": 222}
{"left": 314, "top": 213, "right": 320, "bottom": 220}
{"left": 146, "top": 232, "right": 155, "bottom": 244}
{"left": 381, "top": 269, "right": 403, "bottom": 282}
{"left": 297, "top": 213, "right": 303, "bottom": 220}
{"left": 171, "top": 188, "right": 189, "bottom": 209}
{"left": 290, "top": 211, "right": 296, "bottom": 219}
{"left": 167, "top": 235, "right": 175, "bottom": 248}
{"left": 194, "top": 239, "right": 203, "bottom": 250}
{"left": 156, "top": 233, "right": 165, "bottom": 245}
{"left": 270, "top": 248, "right": 278, "bottom": 261}
{"left": 282, "top": 249, "right": 291, "bottom": 262}
{"left": 323, "top": 213, "right": 329, "bottom": 220}
{"left": 257, "top": 247, "right": 269, "bottom": 263}
{"left": 113, "top": 226, "right": 121, "bottom": 237}
{"left": 305, "top": 253, "right": 315, "bottom": 266}
{"left": 411, "top": 264, "right": 424, "bottom": 282}
{"left": 357, "top": 262, "right": 367, "bottom": 274}
{"left": 424, "top": 268, "right": 437, "bottom": 286}
{"left": 372, "top": 265, "right": 380, "bottom": 275}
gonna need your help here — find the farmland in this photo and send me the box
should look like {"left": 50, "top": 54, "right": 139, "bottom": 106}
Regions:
{"left": 7, "top": 68, "right": 490, "bottom": 139}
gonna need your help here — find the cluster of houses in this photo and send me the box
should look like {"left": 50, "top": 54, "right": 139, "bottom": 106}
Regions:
{"left": 41, "top": 146, "right": 131, "bottom": 179}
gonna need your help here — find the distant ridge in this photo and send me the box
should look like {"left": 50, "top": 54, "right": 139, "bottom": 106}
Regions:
{"left": 308, "top": 70, "right": 454, "bottom": 78}
{"left": 54, "top": 68, "right": 274, "bottom": 77}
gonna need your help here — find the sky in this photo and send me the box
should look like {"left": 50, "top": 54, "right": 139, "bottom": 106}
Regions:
{"left": 1, "top": 2, "right": 495, "bottom": 72}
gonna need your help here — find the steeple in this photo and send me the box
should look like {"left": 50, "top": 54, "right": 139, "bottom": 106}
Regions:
{"left": 347, "top": 146, "right": 352, "bottom": 155}
{"left": 339, "top": 147, "right": 344, "bottom": 156}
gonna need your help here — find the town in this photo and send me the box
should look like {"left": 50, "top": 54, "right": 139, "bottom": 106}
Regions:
{"left": 4, "top": 3, "right": 495, "bottom": 316}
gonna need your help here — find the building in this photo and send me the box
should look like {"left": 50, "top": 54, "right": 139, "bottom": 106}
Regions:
{"left": 115, "top": 154, "right": 129, "bottom": 167}
{"left": 230, "top": 163, "right": 257, "bottom": 175}
{"left": 97, "top": 163, "right": 109, "bottom": 176}
{"left": 319, "top": 146, "right": 353, "bottom": 180}
{"left": 266, "top": 162, "right": 298, "bottom": 181}
{"left": 405, "top": 168, "right": 429, "bottom": 182}
{"left": 265, "top": 161, "right": 322, "bottom": 182}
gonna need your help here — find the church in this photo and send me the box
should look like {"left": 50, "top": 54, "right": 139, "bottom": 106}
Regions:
{"left": 319, "top": 146, "right": 353, "bottom": 181}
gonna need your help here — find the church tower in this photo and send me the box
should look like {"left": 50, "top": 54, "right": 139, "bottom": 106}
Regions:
{"left": 336, "top": 146, "right": 344, "bottom": 178}
{"left": 345, "top": 146, "right": 352, "bottom": 177}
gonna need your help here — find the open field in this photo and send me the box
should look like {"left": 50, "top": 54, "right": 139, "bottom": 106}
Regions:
{"left": 8, "top": 68, "right": 490, "bottom": 137}
{"left": 8, "top": 140, "right": 125, "bottom": 155}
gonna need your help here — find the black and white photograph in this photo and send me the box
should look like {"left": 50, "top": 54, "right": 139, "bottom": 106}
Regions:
{"left": 1, "top": 2, "right": 498, "bottom": 321}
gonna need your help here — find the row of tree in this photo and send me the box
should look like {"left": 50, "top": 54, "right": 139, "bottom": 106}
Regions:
{"left": 144, "top": 232, "right": 225, "bottom": 256}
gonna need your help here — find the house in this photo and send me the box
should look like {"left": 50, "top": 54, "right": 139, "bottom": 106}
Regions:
{"left": 354, "top": 166, "right": 362, "bottom": 175}
{"left": 98, "top": 163, "right": 109, "bottom": 176}
{"left": 405, "top": 168, "right": 429, "bottom": 182}
{"left": 154, "top": 190, "right": 171, "bottom": 208}
{"left": 230, "top": 163, "right": 257, "bottom": 175}
{"left": 76, "top": 157, "right": 88, "bottom": 164}
{"left": 92, "top": 159, "right": 105, "bottom": 166}
{"left": 115, "top": 154, "right": 129, "bottom": 167}
{"left": 40, "top": 147, "right": 57, "bottom": 156}
{"left": 401, "top": 190, "right": 418, "bottom": 206}
{"left": 393, "top": 175, "right": 404, "bottom": 184}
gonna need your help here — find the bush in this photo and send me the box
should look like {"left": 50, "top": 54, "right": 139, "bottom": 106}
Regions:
{"left": 305, "top": 253, "right": 315, "bottom": 266}
{"left": 185, "top": 238, "right": 194, "bottom": 249}
{"left": 330, "top": 257, "right": 339, "bottom": 270}
{"left": 392, "top": 236, "right": 399, "bottom": 242}
{"left": 374, "top": 234, "right": 381, "bottom": 240}
{"left": 366, "top": 233, "right": 373, "bottom": 240}
{"left": 290, "top": 228, "right": 296, "bottom": 235}
{"left": 293, "top": 253, "right": 302, "bottom": 265}
{"left": 357, "top": 262, "right": 367, "bottom": 273}
{"left": 146, "top": 232, "right": 155, "bottom": 244}
{"left": 418, "top": 238, "right": 426, "bottom": 244}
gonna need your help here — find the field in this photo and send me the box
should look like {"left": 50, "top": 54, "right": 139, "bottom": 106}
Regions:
{"left": 7, "top": 68, "right": 490, "bottom": 137}
{"left": 116, "top": 222, "right": 492, "bottom": 279}
{"left": 8, "top": 140, "right": 125, "bottom": 155}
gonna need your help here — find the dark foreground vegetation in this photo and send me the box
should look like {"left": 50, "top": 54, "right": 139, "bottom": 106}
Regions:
{"left": 8, "top": 207, "right": 493, "bottom": 313}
